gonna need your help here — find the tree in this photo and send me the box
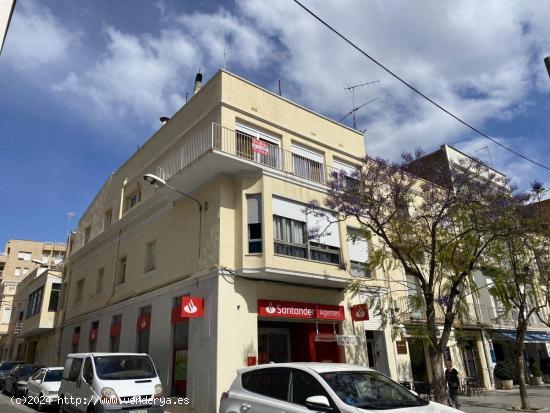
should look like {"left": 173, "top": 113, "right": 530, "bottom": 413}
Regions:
{"left": 483, "top": 185, "right": 550, "bottom": 410}
{"left": 318, "top": 152, "right": 508, "bottom": 403}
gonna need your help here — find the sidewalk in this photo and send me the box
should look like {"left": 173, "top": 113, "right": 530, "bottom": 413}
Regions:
{"left": 461, "top": 384, "right": 550, "bottom": 413}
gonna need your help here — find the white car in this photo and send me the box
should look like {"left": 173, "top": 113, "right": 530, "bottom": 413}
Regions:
{"left": 220, "top": 363, "right": 460, "bottom": 413}
{"left": 26, "top": 367, "right": 63, "bottom": 411}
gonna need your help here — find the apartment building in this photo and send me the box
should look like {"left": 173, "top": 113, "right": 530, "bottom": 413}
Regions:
{"left": 406, "top": 144, "right": 550, "bottom": 387}
{"left": 3, "top": 267, "right": 62, "bottom": 365}
{"left": 0, "top": 239, "right": 65, "bottom": 354}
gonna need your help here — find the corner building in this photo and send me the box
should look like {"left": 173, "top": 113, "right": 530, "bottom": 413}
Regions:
{"left": 61, "top": 70, "right": 398, "bottom": 412}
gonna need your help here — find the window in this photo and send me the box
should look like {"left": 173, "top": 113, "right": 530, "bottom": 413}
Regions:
{"left": 17, "top": 251, "right": 32, "bottom": 261}
{"left": 89, "top": 321, "right": 99, "bottom": 352}
{"left": 235, "top": 124, "right": 281, "bottom": 168}
{"left": 1, "top": 307, "right": 11, "bottom": 324}
{"left": 144, "top": 241, "right": 156, "bottom": 272}
{"left": 22, "top": 268, "right": 29, "bottom": 275}
{"left": 333, "top": 158, "right": 359, "bottom": 188}
{"left": 83, "top": 226, "right": 92, "bottom": 245}
{"left": 110, "top": 315, "right": 122, "bottom": 352}
{"left": 117, "top": 256, "right": 127, "bottom": 285}
{"left": 103, "top": 209, "right": 113, "bottom": 230}
{"left": 348, "top": 228, "right": 371, "bottom": 278}
{"left": 274, "top": 215, "right": 307, "bottom": 258}
{"left": 242, "top": 368, "right": 290, "bottom": 401}
{"left": 247, "top": 195, "right": 263, "bottom": 253}
{"left": 290, "top": 369, "right": 331, "bottom": 406}
{"left": 15, "top": 267, "right": 21, "bottom": 276}
{"left": 96, "top": 268, "right": 104, "bottom": 295}
{"left": 136, "top": 306, "right": 151, "bottom": 353}
{"left": 26, "top": 287, "right": 44, "bottom": 318}
{"left": 67, "top": 358, "right": 82, "bottom": 381}
{"left": 309, "top": 242, "right": 340, "bottom": 264}
{"left": 72, "top": 327, "right": 80, "bottom": 354}
{"left": 291, "top": 144, "right": 324, "bottom": 183}
{"left": 48, "top": 283, "right": 61, "bottom": 311}
{"left": 75, "top": 279, "right": 84, "bottom": 303}
{"left": 125, "top": 190, "right": 141, "bottom": 211}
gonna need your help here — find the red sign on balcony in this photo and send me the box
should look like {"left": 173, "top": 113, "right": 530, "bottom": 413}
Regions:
{"left": 181, "top": 296, "right": 204, "bottom": 318}
{"left": 351, "top": 304, "right": 369, "bottom": 321}
{"left": 252, "top": 139, "right": 269, "bottom": 156}
{"left": 258, "top": 299, "right": 345, "bottom": 320}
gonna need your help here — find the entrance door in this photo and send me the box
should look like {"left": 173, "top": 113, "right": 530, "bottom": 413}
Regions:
{"left": 365, "top": 332, "right": 377, "bottom": 369}
{"left": 408, "top": 339, "right": 429, "bottom": 382}
{"left": 258, "top": 328, "right": 291, "bottom": 364}
{"left": 171, "top": 321, "right": 189, "bottom": 396}
{"left": 462, "top": 341, "right": 479, "bottom": 378}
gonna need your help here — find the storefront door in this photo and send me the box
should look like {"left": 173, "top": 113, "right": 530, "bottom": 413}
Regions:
{"left": 258, "top": 327, "right": 291, "bottom": 363}
{"left": 171, "top": 320, "right": 189, "bottom": 396}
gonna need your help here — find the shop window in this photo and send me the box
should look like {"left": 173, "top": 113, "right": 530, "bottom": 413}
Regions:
{"left": 74, "top": 279, "right": 84, "bottom": 304}
{"left": 110, "top": 315, "right": 122, "bottom": 352}
{"left": 116, "top": 256, "right": 127, "bottom": 285}
{"left": 96, "top": 268, "right": 104, "bottom": 295}
{"left": 26, "top": 287, "right": 44, "bottom": 318}
{"left": 89, "top": 321, "right": 99, "bottom": 352}
{"left": 48, "top": 283, "right": 61, "bottom": 312}
{"left": 136, "top": 306, "right": 151, "bottom": 353}
{"left": 72, "top": 327, "right": 80, "bottom": 354}
{"left": 347, "top": 228, "right": 371, "bottom": 278}
{"left": 242, "top": 368, "right": 290, "bottom": 401}
{"left": 247, "top": 195, "right": 263, "bottom": 253}
{"left": 144, "top": 241, "right": 156, "bottom": 272}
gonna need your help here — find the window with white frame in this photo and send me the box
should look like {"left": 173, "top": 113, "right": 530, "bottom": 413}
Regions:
{"left": 347, "top": 228, "right": 371, "bottom": 278}
{"left": 333, "top": 158, "right": 360, "bottom": 187}
{"left": 272, "top": 196, "right": 340, "bottom": 264}
{"left": 247, "top": 194, "right": 263, "bottom": 253}
{"left": 235, "top": 123, "right": 281, "bottom": 168}
{"left": 17, "top": 251, "right": 32, "bottom": 261}
{"left": 15, "top": 267, "right": 22, "bottom": 276}
{"left": 291, "top": 144, "right": 325, "bottom": 183}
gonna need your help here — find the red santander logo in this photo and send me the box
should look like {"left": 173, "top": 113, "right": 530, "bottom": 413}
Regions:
{"left": 181, "top": 296, "right": 204, "bottom": 318}
{"left": 351, "top": 304, "right": 369, "bottom": 321}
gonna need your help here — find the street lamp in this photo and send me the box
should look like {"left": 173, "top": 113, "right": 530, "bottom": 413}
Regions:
{"left": 545, "top": 56, "right": 550, "bottom": 79}
{"left": 143, "top": 174, "right": 203, "bottom": 258}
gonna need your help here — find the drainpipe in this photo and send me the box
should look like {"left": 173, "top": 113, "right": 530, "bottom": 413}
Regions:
{"left": 119, "top": 178, "right": 128, "bottom": 219}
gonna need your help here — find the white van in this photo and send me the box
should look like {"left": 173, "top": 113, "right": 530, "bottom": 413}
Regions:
{"left": 58, "top": 353, "right": 164, "bottom": 413}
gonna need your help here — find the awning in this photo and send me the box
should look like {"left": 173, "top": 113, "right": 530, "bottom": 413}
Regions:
{"left": 493, "top": 331, "right": 550, "bottom": 343}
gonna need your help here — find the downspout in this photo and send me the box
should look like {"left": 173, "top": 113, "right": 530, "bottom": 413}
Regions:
{"left": 119, "top": 178, "right": 128, "bottom": 219}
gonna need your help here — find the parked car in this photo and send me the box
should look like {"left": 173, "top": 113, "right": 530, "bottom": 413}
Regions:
{"left": 3, "top": 364, "right": 43, "bottom": 396}
{"left": 220, "top": 363, "right": 461, "bottom": 413}
{"left": 26, "top": 367, "right": 63, "bottom": 411}
{"left": 58, "top": 353, "right": 164, "bottom": 413}
{"left": 0, "top": 361, "right": 25, "bottom": 389}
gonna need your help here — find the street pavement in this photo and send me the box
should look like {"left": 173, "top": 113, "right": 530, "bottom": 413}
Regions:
{"left": 0, "top": 387, "right": 549, "bottom": 413}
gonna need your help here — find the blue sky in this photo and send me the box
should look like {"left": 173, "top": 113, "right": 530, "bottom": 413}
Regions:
{"left": 1, "top": 0, "right": 550, "bottom": 247}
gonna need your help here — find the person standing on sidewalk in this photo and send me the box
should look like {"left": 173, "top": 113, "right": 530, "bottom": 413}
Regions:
{"left": 445, "top": 360, "right": 462, "bottom": 410}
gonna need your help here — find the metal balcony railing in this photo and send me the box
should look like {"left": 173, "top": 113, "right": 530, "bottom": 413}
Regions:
{"left": 156, "top": 123, "right": 336, "bottom": 186}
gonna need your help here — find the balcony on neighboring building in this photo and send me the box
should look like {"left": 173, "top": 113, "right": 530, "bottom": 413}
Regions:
{"left": 154, "top": 123, "right": 340, "bottom": 201}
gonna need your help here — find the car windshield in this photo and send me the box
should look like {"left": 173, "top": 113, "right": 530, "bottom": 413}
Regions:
{"left": 14, "top": 365, "right": 36, "bottom": 378}
{"left": 94, "top": 355, "right": 156, "bottom": 380}
{"left": 320, "top": 371, "right": 428, "bottom": 410}
{"left": 44, "top": 370, "right": 63, "bottom": 382}
{"left": 0, "top": 362, "right": 17, "bottom": 372}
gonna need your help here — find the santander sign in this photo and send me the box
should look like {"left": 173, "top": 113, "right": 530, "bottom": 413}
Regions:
{"left": 258, "top": 299, "right": 345, "bottom": 320}
{"left": 181, "top": 296, "right": 204, "bottom": 318}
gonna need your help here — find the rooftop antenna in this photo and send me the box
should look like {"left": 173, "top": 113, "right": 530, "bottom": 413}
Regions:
{"left": 344, "top": 80, "right": 379, "bottom": 129}
{"left": 475, "top": 145, "right": 494, "bottom": 169}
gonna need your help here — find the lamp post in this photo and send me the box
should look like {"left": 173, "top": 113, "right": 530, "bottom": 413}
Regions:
{"left": 143, "top": 174, "right": 204, "bottom": 259}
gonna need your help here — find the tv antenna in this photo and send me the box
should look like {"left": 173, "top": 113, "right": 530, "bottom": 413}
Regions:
{"left": 475, "top": 145, "right": 494, "bottom": 169}
{"left": 344, "top": 80, "right": 379, "bottom": 129}
{"left": 339, "top": 97, "right": 378, "bottom": 126}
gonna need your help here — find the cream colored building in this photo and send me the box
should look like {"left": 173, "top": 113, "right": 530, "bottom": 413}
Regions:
{"left": 0, "top": 239, "right": 65, "bottom": 354}
{"left": 3, "top": 267, "right": 62, "bottom": 365}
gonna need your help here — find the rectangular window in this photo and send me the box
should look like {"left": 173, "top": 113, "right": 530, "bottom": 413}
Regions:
{"left": 89, "top": 321, "right": 99, "bottom": 352}
{"left": 291, "top": 144, "right": 324, "bottom": 183}
{"left": 144, "top": 241, "right": 156, "bottom": 272}
{"left": 83, "top": 226, "right": 92, "bottom": 245}
{"left": 125, "top": 190, "right": 141, "bottom": 211}
{"left": 71, "top": 327, "right": 80, "bottom": 354}
{"left": 103, "top": 209, "right": 113, "bottom": 230}
{"left": 15, "top": 267, "right": 21, "bottom": 276}
{"left": 117, "top": 256, "right": 127, "bottom": 285}
{"left": 136, "top": 306, "right": 151, "bottom": 353}
{"left": 26, "top": 287, "right": 44, "bottom": 318}
{"left": 110, "top": 315, "right": 122, "bottom": 352}
{"left": 48, "top": 283, "right": 61, "bottom": 311}
{"left": 273, "top": 215, "right": 307, "bottom": 258}
{"left": 247, "top": 194, "right": 262, "bottom": 253}
{"left": 347, "top": 228, "right": 371, "bottom": 278}
{"left": 333, "top": 158, "right": 359, "bottom": 188}
{"left": 1, "top": 307, "right": 11, "bottom": 324}
{"left": 235, "top": 124, "right": 281, "bottom": 168}
{"left": 75, "top": 279, "right": 84, "bottom": 303}
{"left": 96, "top": 268, "right": 104, "bottom": 295}
{"left": 22, "top": 268, "right": 29, "bottom": 275}
{"left": 17, "top": 251, "right": 32, "bottom": 261}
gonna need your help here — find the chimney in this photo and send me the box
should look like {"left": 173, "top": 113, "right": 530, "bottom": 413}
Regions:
{"left": 194, "top": 71, "right": 203, "bottom": 94}
{"left": 160, "top": 116, "right": 170, "bottom": 126}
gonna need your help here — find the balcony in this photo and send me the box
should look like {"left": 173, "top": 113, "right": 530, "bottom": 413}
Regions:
{"left": 155, "top": 123, "right": 337, "bottom": 198}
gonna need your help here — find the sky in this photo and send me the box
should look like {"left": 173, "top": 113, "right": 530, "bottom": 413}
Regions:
{"left": 1, "top": 0, "right": 550, "bottom": 248}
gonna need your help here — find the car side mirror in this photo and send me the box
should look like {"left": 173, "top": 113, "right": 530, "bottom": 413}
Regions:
{"left": 305, "top": 395, "right": 333, "bottom": 412}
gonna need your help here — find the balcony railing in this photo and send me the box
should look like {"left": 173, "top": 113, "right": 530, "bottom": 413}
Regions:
{"left": 156, "top": 123, "right": 336, "bottom": 186}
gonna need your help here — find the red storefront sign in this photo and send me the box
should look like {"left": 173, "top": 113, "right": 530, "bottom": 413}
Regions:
{"left": 71, "top": 332, "right": 80, "bottom": 345}
{"left": 181, "top": 296, "right": 204, "bottom": 318}
{"left": 110, "top": 322, "right": 121, "bottom": 337}
{"left": 252, "top": 138, "right": 269, "bottom": 156}
{"left": 351, "top": 304, "right": 369, "bottom": 321}
{"left": 89, "top": 328, "right": 98, "bottom": 342}
{"left": 136, "top": 314, "right": 151, "bottom": 331}
{"left": 258, "top": 299, "right": 345, "bottom": 320}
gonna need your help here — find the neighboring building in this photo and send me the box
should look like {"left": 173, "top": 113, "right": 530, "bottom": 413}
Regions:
{"left": 0, "top": 0, "right": 16, "bottom": 54}
{"left": 3, "top": 267, "right": 62, "bottom": 365}
{"left": 0, "top": 239, "right": 65, "bottom": 353}
{"left": 405, "top": 144, "right": 550, "bottom": 387}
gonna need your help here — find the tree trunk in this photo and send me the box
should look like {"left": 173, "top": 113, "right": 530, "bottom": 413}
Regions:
{"left": 516, "top": 321, "right": 530, "bottom": 410}
{"left": 429, "top": 346, "right": 447, "bottom": 404}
